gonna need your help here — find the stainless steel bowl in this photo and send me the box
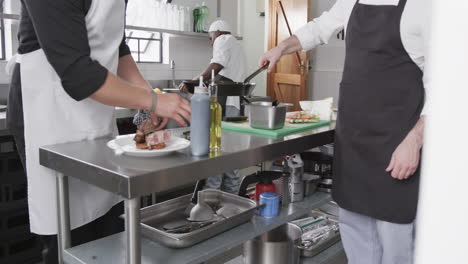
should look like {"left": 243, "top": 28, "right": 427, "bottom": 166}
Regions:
{"left": 246, "top": 102, "right": 293, "bottom": 130}
{"left": 243, "top": 223, "right": 302, "bottom": 264}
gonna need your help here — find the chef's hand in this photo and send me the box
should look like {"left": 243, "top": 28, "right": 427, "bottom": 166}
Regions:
{"left": 178, "top": 82, "right": 189, "bottom": 94}
{"left": 259, "top": 35, "right": 302, "bottom": 73}
{"left": 150, "top": 113, "right": 169, "bottom": 130}
{"left": 386, "top": 120, "right": 425, "bottom": 180}
{"left": 259, "top": 47, "right": 282, "bottom": 73}
{"left": 155, "top": 93, "right": 191, "bottom": 127}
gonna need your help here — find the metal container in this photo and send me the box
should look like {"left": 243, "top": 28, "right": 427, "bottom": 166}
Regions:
{"left": 139, "top": 189, "right": 258, "bottom": 248}
{"left": 246, "top": 102, "right": 292, "bottom": 130}
{"left": 243, "top": 223, "right": 302, "bottom": 264}
{"left": 287, "top": 154, "right": 305, "bottom": 203}
{"left": 304, "top": 173, "right": 321, "bottom": 197}
{"left": 319, "top": 143, "right": 335, "bottom": 156}
{"left": 295, "top": 211, "right": 341, "bottom": 258}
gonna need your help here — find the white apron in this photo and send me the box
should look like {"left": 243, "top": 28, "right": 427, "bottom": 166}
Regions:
{"left": 19, "top": 0, "right": 126, "bottom": 235}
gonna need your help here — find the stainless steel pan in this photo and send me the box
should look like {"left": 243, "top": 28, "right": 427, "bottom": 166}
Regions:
{"left": 181, "top": 63, "right": 268, "bottom": 96}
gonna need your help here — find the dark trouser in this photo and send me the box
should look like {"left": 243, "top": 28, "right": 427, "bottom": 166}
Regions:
{"left": 7, "top": 63, "right": 124, "bottom": 264}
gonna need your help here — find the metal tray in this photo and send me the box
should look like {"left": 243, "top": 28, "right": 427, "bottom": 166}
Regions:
{"left": 293, "top": 211, "right": 341, "bottom": 258}
{"left": 139, "top": 189, "right": 258, "bottom": 248}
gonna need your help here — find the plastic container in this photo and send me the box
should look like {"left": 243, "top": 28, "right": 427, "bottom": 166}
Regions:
{"left": 193, "top": 4, "right": 201, "bottom": 32}
{"left": 259, "top": 192, "right": 280, "bottom": 218}
{"left": 185, "top": 6, "right": 192, "bottom": 31}
{"left": 190, "top": 77, "right": 210, "bottom": 156}
{"left": 200, "top": 2, "right": 210, "bottom": 32}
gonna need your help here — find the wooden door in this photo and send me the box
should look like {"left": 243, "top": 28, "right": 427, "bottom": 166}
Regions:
{"left": 268, "top": 0, "right": 310, "bottom": 111}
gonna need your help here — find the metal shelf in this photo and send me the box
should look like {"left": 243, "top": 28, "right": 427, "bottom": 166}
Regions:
{"left": 63, "top": 193, "right": 332, "bottom": 264}
{"left": 126, "top": 25, "right": 243, "bottom": 40}
{"left": 0, "top": 14, "right": 243, "bottom": 40}
{"left": 301, "top": 242, "right": 346, "bottom": 264}
{"left": 126, "top": 25, "right": 210, "bottom": 38}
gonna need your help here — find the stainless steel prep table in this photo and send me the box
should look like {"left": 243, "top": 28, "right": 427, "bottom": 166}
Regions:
{"left": 39, "top": 124, "right": 335, "bottom": 264}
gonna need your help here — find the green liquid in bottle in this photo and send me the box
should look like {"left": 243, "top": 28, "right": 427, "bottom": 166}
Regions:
{"left": 210, "top": 96, "right": 222, "bottom": 153}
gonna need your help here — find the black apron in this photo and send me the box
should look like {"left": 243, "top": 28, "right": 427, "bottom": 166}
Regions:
{"left": 332, "top": 0, "right": 425, "bottom": 224}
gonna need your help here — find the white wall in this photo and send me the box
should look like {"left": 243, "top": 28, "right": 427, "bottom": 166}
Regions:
{"left": 307, "top": 0, "right": 345, "bottom": 103}
{"left": 219, "top": 0, "right": 239, "bottom": 35}
{"left": 238, "top": 0, "right": 267, "bottom": 96}
{"left": 0, "top": 0, "right": 267, "bottom": 91}
{"left": 137, "top": 36, "right": 212, "bottom": 82}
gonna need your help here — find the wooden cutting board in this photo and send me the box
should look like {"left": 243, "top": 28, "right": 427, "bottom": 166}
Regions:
{"left": 221, "top": 120, "right": 331, "bottom": 138}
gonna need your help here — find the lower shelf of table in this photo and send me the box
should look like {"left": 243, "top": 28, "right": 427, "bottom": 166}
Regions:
{"left": 64, "top": 192, "right": 331, "bottom": 264}
{"left": 301, "top": 242, "right": 346, "bottom": 264}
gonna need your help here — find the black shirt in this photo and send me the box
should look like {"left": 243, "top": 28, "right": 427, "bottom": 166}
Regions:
{"left": 18, "top": 0, "right": 131, "bottom": 101}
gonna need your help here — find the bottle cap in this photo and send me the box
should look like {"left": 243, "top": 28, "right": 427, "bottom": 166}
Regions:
{"left": 209, "top": 70, "right": 218, "bottom": 97}
{"left": 211, "top": 69, "right": 215, "bottom": 85}
{"left": 195, "top": 76, "right": 208, "bottom": 94}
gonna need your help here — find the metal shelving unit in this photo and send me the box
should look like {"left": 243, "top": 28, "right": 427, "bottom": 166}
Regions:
{"left": 62, "top": 193, "right": 332, "bottom": 264}
{"left": 39, "top": 125, "right": 335, "bottom": 264}
{"left": 0, "top": 14, "right": 243, "bottom": 40}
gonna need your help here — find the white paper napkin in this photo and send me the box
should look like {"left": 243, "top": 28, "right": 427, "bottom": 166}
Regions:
{"left": 300, "top": 98, "right": 334, "bottom": 121}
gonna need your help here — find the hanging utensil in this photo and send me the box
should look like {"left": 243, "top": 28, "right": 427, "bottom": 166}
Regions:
{"left": 184, "top": 179, "right": 206, "bottom": 215}
{"left": 188, "top": 190, "right": 216, "bottom": 222}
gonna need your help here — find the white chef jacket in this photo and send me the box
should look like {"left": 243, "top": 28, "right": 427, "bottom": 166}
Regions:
{"left": 294, "top": 0, "right": 431, "bottom": 115}
{"left": 211, "top": 34, "right": 247, "bottom": 109}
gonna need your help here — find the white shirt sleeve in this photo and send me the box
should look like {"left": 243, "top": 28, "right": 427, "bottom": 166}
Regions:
{"left": 294, "top": 0, "right": 348, "bottom": 51}
{"left": 210, "top": 35, "right": 232, "bottom": 67}
{"left": 420, "top": 4, "right": 432, "bottom": 116}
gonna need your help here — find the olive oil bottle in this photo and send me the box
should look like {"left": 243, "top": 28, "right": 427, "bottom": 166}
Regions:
{"left": 209, "top": 70, "right": 222, "bottom": 153}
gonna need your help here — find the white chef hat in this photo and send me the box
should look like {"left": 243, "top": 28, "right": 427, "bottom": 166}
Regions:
{"left": 209, "top": 20, "right": 232, "bottom": 33}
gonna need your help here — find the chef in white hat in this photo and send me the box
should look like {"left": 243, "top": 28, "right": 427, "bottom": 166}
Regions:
{"left": 181, "top": 20, "right": 247, "bottom": 116}
{"left": 186, "top": 20, "right": 246, "bottom": 193}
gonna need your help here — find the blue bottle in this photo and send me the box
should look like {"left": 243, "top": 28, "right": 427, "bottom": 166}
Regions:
{"left": 190, "top": 76, "right": 210, "bottom": 156}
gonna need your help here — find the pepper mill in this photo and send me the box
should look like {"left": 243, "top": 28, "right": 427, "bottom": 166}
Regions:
{"left": 286, "top": 154, "right": 305, "bottom": 203}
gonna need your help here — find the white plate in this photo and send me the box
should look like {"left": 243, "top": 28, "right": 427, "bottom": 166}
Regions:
{"left": 107, "top": 134, "right": 190, "bottom": 157}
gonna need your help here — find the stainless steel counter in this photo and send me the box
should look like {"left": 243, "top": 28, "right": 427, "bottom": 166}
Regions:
{"left": 40, "top": 124, "right": 335, "bottom": 199}
{"left": 41, "top": 123, "right": 335, "bottom": 264}
{"left": 63, "top": 193, "right": 332, "bottom": 264}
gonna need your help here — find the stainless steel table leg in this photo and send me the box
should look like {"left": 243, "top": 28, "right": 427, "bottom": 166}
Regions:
{"left": 56, "top": 173, "right": 71, "bottom": 264}
{"left": 125, "top": 198, "right": 141, "bottom": 264}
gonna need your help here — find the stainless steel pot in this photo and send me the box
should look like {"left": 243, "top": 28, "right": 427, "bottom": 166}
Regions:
{"left": 246, "top": 102, "right": 293, "bottom": 130}
{"left": 243, "top": 223, "right": 302, "bottom": 264}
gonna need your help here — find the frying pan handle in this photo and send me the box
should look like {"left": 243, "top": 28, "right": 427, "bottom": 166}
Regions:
{"left": 244, "top": 62, "right": 270, "bottom": 84}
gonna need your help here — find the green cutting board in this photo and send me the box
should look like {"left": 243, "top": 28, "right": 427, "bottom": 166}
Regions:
{"left": 222, "top": 120, "right": 331, "bottom": 138}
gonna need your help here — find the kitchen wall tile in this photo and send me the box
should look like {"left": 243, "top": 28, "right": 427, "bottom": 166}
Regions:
{"left": 169, "top": 36, "right": 212, "bottom": 70}
{"left": 308, "top": 70, "right": 343, "bottom": 104}
{"left": 310, "top": 46, "right": 346, "bottom": 72}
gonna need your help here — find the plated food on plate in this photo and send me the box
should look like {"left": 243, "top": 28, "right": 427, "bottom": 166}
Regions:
{"left": 286, "top": 111, "right": 320, "bottom": 124}
{"left": 134, "top": 120, "right": 171, "bottom": 150}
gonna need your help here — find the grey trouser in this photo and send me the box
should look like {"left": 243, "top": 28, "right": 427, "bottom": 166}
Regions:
{"left": 205, "top": 105, "right": 242, "bottom": 194}
{"left": 339, "top": 208, "right": 415, "bottom": 264}
{"left": 205, "top": 170, "right": 241, "bottom": 194}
